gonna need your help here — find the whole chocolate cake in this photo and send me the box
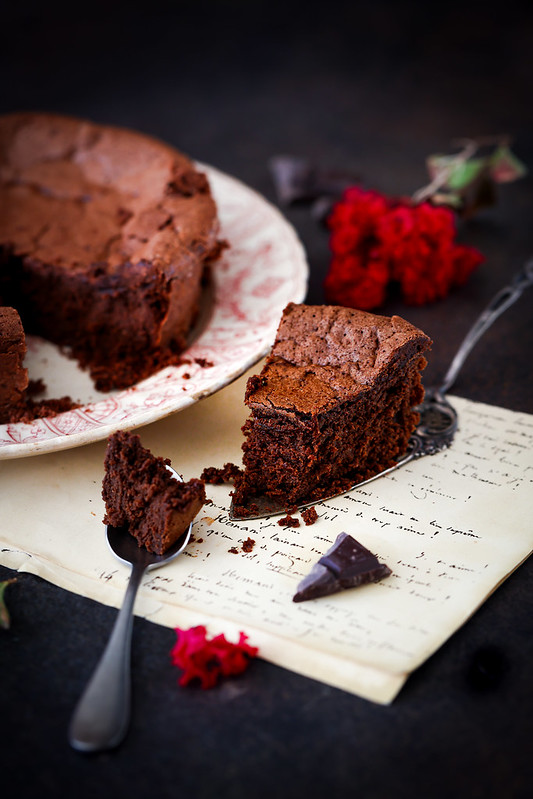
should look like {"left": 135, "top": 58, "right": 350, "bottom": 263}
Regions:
{"left": 0, "top": 112, "right": 223, "bottom": 395}
{"left": 102, "top": 431, "right": 205, "bottom": 555}
{"left": 0, "top": 307, "right": 28, "bottom": 423}
{"left": 232, "top": 303, "right": 432, "bottom": 514}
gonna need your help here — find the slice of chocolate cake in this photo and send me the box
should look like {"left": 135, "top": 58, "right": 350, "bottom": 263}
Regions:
{"left": 102, "top": 431, "right": 205, "bottom": 555}
{"left": 0, "top": 307, "right": 28, "bottom": 423}
{"left": 293, "top": 532, "right": 391, "bottom": 602}
{"left": 232, "top": 303, "right": 431, "bottom": 514}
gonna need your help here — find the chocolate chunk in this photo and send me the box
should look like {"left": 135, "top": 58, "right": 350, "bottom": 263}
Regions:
{"left": 293, "top": 532, "right": 391, "bottom": 602}
{"left": 268, "top": 155, "right": 359, "bottom": 206}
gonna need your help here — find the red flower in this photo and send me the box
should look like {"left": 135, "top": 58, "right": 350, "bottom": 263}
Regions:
{"left": 170, "top": 625, "right": 258, "bottom": 689}
{"left": 325, "top": 187, "right": 484, "bottom": 309}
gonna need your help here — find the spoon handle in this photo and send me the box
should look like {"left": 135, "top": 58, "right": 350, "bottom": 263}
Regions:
{"left": 68, "top": 562, "right": 146, "bottom": 752}
{"left": 438, "top": 257, "right": 533, "bottom": 396}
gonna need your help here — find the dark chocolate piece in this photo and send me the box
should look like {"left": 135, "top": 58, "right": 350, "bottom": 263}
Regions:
{"left": 293, "top": 532, "right": 391, "bottom": 602}
{"left": 268, "top": 155, "right": 359, "bottom": 206}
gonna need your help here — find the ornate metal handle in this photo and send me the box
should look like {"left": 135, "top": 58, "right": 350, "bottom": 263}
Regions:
{"left": 407, "top": 256, "right": 533, "bottom": 462}
{"left": 439, "top": 258, "right": 533, "bottom": 396}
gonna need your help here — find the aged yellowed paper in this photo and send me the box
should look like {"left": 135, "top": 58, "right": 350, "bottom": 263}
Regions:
{"left": 1, "top": 368, "right": 532, "bottom": 703}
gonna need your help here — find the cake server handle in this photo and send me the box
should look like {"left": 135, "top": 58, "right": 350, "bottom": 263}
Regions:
{"left": 68, "top": 559, "right": 145, "bottom": 752}
{"left": 352, "top": 257, "right": 533, "bottom": 473}
{"left": 438, "top": 257, "right": 533, "bottom": 397}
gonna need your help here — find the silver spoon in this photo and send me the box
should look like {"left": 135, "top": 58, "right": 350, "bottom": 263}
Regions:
{"left": 69, "top": 467, "right": 192, "bottom": 753}
{"left": 230, "top": 257, "right": 533, "bottom": 520}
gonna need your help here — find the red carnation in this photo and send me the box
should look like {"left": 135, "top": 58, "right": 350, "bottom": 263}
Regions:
{"left": 170, "top": 625, "right": 258, "bottom": 689}
{"left": 325, "top": 186, "right": 484, "bottom": 309}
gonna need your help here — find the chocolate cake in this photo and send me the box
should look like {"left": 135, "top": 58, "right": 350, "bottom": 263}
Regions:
{"left": 293, "top": 532, "right": 392, "bottom": 602}
{"left": 102, "top": 430, "right": 205, "bottom": 555}
{"left": 0, "top": 112, "right": 223, "bottom": 396}
{"left": 232, "top": 303, "right": 431, "bottom": 513}
{"left": 0, "top": 307, "right": 28, "bottom": 423}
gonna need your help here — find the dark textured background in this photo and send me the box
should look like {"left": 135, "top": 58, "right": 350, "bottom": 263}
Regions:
{"left": 1, "top": 2, "right": 532, "bottom": 797}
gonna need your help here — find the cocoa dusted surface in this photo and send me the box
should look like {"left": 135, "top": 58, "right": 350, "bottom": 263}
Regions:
{"left": 0, "top": 112, "right": 217, "bottom": 272}
{"left": 1, "top": 3, "right": 532, "bottom": 799}
{"left": 272, "top": 303, "right": 430, "bottom": 375}
{"left": 246, "top": 303, "right": 431, "bottom": 413}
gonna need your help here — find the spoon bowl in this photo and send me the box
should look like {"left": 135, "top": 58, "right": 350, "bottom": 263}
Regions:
{"left": 106, "top": 521, "right": 192, "bottom": 571}
{"left": 69, "top": 466, "right": 192, "bottom": 753}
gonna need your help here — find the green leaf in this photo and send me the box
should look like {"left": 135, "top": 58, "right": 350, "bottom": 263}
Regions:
{"left": 426, "top": 154, "right": 486, "bottom": 192}
{"left": 0, "top": 579, "right": 16, "bottom": 630}
{"left": 446, "top": 158, "right": 486, "bottom": 191}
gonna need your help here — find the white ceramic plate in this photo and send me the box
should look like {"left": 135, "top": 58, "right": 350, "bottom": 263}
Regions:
{"left": 0, "top": 164, "right": 308, "bottom": 459}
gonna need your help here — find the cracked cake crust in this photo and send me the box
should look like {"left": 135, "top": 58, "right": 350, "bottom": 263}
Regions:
{"left": 0, "top": 112, "right": 223, "bottom": 394}
{"left": 232, "top": 303, "right": 432, "bottom": 513}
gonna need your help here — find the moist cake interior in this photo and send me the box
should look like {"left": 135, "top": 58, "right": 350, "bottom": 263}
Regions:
{"left": 102, "top": 430, "right": 205, "bottom": 555}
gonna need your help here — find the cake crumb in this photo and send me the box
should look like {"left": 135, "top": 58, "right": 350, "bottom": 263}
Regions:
{"left": 228, "top": 547, "right": 239, "bottom": 554}
{"left": 301, "top": 506, "right": 319, "bottom": 526}
{"left": 201, "top": 463, "right": 242, "bottom": 484}
{"left": 278, "top": 514, "right": 300, "bottom": 528}
{"left": 242, "top": 537, "right": 255, "bottom": 552}
{"left": 10, "top": 395, "right": 80, "bottom": 422}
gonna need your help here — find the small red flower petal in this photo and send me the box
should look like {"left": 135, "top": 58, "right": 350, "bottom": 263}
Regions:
{"left": 170, "top": 626, "right": 258, "bottom": 689}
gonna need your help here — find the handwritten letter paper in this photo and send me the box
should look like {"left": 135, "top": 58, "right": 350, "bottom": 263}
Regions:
{"left": 1, "top": 375, "right": 532, "bottom": 704}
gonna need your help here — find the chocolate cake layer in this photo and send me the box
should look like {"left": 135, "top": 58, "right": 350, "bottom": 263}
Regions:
{"left": 0, "top": 113, "right": 223, "bottom": 391}
{"left": 0, "top": 306, "right": 28, "bottom": 423}
{"left": 102, "top": 431, "right": 205, "bottom": 555}
{"left": 232, "top": 303, "right": 432, "bottom": 512}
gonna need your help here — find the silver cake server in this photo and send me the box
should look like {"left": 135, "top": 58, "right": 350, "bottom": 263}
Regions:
{"left": 229, "top": 257, "right": 533, "bottom": 521}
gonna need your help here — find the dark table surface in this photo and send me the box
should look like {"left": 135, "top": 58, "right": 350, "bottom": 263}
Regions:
{"left": 1, "top": 2, "right": 532, "bottom": 797}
